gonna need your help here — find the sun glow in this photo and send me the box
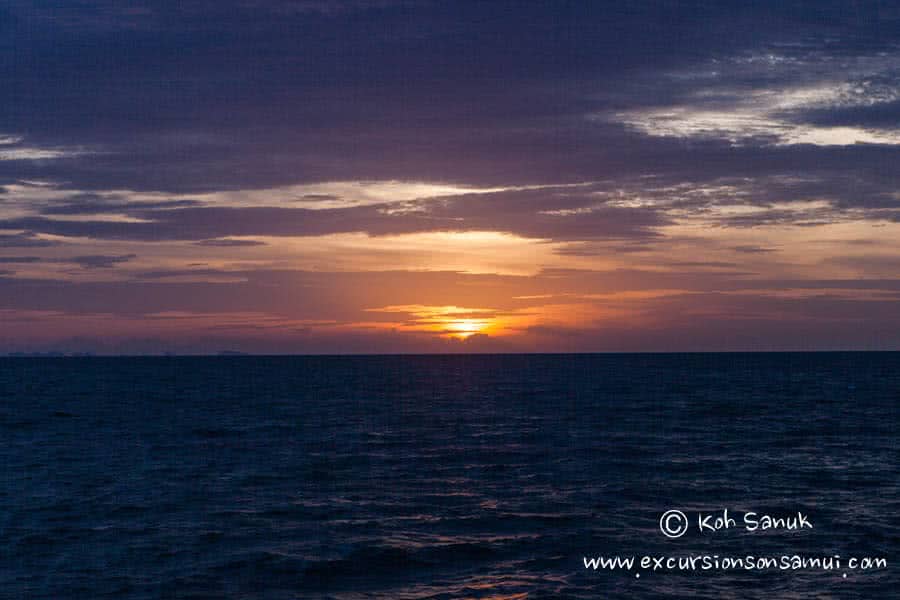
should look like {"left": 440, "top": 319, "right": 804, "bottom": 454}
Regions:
{"left": 365, "top": 305, "right": 499, "bottom": 339}
{"left": 445, "top": 318, "right": 490, "bottom": 339}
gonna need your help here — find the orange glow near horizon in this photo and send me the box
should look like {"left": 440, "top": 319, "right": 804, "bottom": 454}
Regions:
{"left": 445, "top": 317, "right": 491, "bottom": 339}
{"left": 364, "top": 304, "right": 506, "bottom": 339}
{"left": 362, "top": 302, "right": 615, "bottom": 342}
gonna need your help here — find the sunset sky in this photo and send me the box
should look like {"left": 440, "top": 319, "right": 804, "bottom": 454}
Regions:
{"left": 2, "top": 1, "right": 900, "bottom": 353}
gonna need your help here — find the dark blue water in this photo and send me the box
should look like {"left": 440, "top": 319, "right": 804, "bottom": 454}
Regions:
{"left": 1, "top": 353, "right": 897, "bottom": 599}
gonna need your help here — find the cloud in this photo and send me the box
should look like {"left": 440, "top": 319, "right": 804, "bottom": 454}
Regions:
{"left": 0, "top": 256, "right": 42, "bottom": 263}
{"left": 193, "top": 238, "right": 267, "bottom": 247}
{"left": 1, "top": 170, "right": 895, "bottom": 245}
{"left": 732, "top": 245, "right": 776, "bottom": 254}
{"left": 298, "top": 194, "right": 339, "bottom": 202}
{"left": 1, "top": 1, "right": 896, "bottom": 195}
{"left": 0, "top": 147, "right": 84, "bottom": 160}
{"left": 0, "top": 185, "right": 670, "bottom": 242}
{"left": 611, "top": 52, "right": 900, "bottom": 146}
{"left": 2, "top": 266, "right": 899, "bottom": 353}
{"left": 0, "top": 231, "right": 60, "bottom": 247}
{"left": 41, "top": 196, "right": 202, "bottom": 215}
{"left": 2, "top": 2, "right": 900, "bottom": 351}
{"left": 69, "top": 254, "right": 137, "bottom": 269}
{"left": 0, "top": 133, "right": 89, "bottom": 160}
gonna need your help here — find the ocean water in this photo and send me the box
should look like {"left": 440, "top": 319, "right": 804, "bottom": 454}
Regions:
{"left": 1, "top": 353, "right": 897, "bottom": 599}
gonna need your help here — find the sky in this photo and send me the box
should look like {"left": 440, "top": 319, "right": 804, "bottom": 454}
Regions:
{"left": 1, "top": 1, "right": 900, "bottom": 354}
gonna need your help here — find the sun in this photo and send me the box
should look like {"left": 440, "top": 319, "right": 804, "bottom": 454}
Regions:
{"left": 365, "top": 305, "right": 500, "bottom": 339}
{"left": 446, "top": 318, "right": 489, "bottom": 339}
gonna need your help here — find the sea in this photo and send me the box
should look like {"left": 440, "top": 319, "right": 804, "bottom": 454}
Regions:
{"left": 1, "top": 353, "right": 897, "bottom": 599}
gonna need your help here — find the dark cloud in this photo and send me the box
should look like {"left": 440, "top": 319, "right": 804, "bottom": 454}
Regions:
{"left": 732, "top": 245, "right": 777, "bottom": 254}
{"left": 193, "top": 238, "right": 267, "bottom": 247}
{"left": 667, "top": 261, "right": 740, "bottom": 269}
{"left": 2, "top": 1, "right": 898, "bottom": 195}
{"left": 41, "top": 196, "right": 202, "bottom": 215}
{"left": 553, "top": 241, "right": 657, "bottom": 256}
{"left": 70, "top": 254, "right": 137, "bottom": 269}
{"left": 7, "top": 169, "right": 895, "bottom": 243}
{"left": 0, "top": 256, "right": 42, "bottom": 263}
{"left": 1, "top": 2, "right": 899, "bottom": 351}
{"left": 0, "top": 254, "right": 141, "bottom": 269}
{"left": 0, "top": 231, "right": 60, "bottom": 247}
{"left": 134, "top": 267, "right": 246, "bottom": 280}
{"left": 798, "top": 99, "right": 900, "bottom": 129}
{"left": 0, "top": 187, "right": 670, "bottom": 242}
{"left": 298, "top": 194, "right": 340, "bottom": 202}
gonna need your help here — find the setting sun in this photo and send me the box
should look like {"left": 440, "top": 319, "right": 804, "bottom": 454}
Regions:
{"left": 446, "top": 318, "right": 489, "bottom": 339}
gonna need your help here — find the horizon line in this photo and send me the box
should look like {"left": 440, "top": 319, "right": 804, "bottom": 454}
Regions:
{"left": 3, "top": 349, "right": 899, "bottom": 358}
